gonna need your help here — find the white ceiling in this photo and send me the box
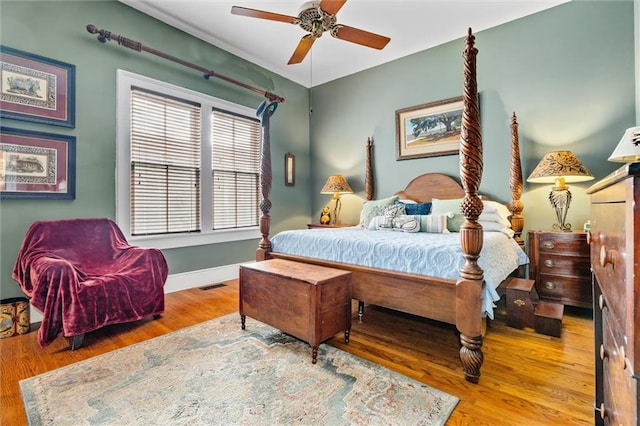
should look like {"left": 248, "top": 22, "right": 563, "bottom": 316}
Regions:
{"left": 118, "top": 0, "right": 569, "bottom": 88}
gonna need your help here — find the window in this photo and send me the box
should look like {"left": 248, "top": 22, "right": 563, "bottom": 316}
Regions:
{"left": 117, "top": 70, "right": 261, "bottom": 249}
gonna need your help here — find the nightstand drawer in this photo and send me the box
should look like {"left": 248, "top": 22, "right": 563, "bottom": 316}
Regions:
{"left": 537, "top": 232, "right": 588, "bottom": 254}
{"left": 537, "top": 274, "right": 591, "bottom": 307}
{"left": 537, "top": 254, "right": 590, "bottom": 278}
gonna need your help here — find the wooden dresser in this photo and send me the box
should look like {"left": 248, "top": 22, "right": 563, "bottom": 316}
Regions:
{"left": 587, "top": 162, "right": 639, "bottom": 425}
{"left": 528, "top": 230, "right": 591, "bottom": 308}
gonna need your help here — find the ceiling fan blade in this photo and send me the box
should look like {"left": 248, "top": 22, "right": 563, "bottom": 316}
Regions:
{"left": 332, "top": 25, "right": 391, "bottom": 50}
{"left": 319, "top": 0, "right": 347, "bottom": 16}
{"left": 288, "top": 35, "right": 316, "bottom": 65}
{"left": 231, "top": 6, "right": 297, "bottom": 24}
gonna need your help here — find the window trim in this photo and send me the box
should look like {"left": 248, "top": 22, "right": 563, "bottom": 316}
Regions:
{"left": 116, "top": 70, "right": 260, "bottom": 249}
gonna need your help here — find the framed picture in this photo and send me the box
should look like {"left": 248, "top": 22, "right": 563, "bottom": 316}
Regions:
{"left": 395, "top": 96, "right": 463, "bottom": 160}
{"left": 0, "top": 46, "right": 75, "bottom": 128}
{"left": 0, "top": 127, "right": 76, "bottom": 199}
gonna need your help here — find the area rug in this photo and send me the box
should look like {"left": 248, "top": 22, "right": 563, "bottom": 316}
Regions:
{"left": 20, "top": 314, "right": 458, "bottom": 425}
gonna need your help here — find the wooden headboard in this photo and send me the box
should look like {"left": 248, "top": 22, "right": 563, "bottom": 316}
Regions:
{"left": 394, "top": 173, "right": 465, "bottom": 202}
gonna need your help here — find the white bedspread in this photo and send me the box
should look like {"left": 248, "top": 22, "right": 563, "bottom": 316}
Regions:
{"left": 271, "top": 228, "right": 529, "bottom": 319}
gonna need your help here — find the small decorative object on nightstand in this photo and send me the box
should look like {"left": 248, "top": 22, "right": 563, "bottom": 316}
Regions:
{"left": 320, "top": 206, "right": 331, "bottom": 224}
{"left": 527, "top": 229, "right": 591, "bottom": 308}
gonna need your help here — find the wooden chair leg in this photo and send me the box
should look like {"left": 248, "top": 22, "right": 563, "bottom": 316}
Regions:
{"left": 68, "top": 334, "right": 85, "bottom": 350}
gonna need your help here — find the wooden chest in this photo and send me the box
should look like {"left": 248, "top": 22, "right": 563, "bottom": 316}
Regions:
{"left": 588, "top": 163, "right": 639, "bottom": 425}
{"left": 239, "top": 259, "right": 352, "bottom": 363}
{"left": 528, "top": 230, "right": 591, "bottom": 308}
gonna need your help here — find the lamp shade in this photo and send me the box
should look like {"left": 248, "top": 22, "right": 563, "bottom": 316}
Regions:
{"left": 608, "top": 126, "right": 640, "bottom": 163}
{"left": 527, "top": 151, "right": 594, "bottom": 184}
{"left": 320, "top": 175, "right": 353, "bottom": 194}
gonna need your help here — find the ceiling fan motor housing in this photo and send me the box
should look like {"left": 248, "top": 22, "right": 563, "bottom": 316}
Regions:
{"left": 297, "top": 3, "right": 337, "bottom": 37}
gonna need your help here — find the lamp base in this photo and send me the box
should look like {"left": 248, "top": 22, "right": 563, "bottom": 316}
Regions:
{"left": 552, "top": 222, "right": 572, "bottom": 232}
{"left": 548, "top": 187, "right": 572, "bottom": 232}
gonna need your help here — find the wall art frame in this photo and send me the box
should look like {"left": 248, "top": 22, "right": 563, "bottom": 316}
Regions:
{"left": 0, "top": 127, "right": 76, "bottom": 200}
{"left": 395, "top": 96, "right": 464, "bottom": 160}
{"left": 0, "top": 46, "right": 76, "bottom": 128}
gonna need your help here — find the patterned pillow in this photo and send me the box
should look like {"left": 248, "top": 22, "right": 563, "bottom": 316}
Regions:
{"left": 418, "top": 214, "right": 450, "bottom": 233}
{"left": 359, "top": 196, "right": 400, "bottom": 228}
{"left": 395, "top": 200, "right": 432, "bottom": 215}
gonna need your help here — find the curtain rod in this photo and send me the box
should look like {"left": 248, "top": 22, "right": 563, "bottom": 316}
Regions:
{"left": 86, "top": 24, "right": 285, "bottom": 104}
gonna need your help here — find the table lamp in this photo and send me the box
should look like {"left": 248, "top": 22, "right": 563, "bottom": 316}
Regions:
{"left": 608, "top": 126, "right": 640, "bottom": 163}
{"left": 320, "top": 175, "right": 353, "bottom": 225}
{"left": 527, "top": 151, "right": 594, "bottom": 231}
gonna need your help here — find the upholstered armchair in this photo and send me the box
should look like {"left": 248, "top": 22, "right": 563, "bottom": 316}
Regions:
{"left": 12, "top": 218, "right": 168, "bottom": 349}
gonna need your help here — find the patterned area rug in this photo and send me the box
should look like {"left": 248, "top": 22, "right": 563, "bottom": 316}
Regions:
{"left": 20, "top": 314, "right": 458, "bottom": 425}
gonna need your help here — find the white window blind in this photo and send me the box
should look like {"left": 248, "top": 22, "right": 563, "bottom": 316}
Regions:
{"left": 130, "top": 88, "right": 201, "bottom": 235}
{"left": 211, "top": 109, "right": 261, "bottom": 230}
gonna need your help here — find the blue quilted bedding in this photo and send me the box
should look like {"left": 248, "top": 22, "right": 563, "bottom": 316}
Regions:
{"left": 271, "top": 228, "right": 529, "bottom": 319}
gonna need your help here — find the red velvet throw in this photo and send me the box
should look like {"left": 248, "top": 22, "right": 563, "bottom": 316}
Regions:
{"left": 12, "top": 218, "right": 168, "bottom": 347}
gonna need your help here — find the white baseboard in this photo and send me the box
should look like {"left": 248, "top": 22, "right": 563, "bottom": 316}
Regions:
{"left": 29, "top": 262, "right": 250, "bottom": 324}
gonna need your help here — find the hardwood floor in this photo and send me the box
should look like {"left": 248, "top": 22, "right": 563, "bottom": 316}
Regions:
{"left": 1, "top": 279, "right": 594, "bottom": 425}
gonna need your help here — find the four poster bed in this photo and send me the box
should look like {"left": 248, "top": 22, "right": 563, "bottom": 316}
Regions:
{"left": 255, "top": 29, "right": 527, "bottom": 383}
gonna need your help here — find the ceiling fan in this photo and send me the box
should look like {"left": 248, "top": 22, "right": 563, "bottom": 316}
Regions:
{"left": 230, "top": 0, "right": 391, "bottom": 65}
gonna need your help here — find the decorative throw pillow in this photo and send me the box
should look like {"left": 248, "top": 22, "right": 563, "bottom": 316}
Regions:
{"left": 446, "top": 213, "right": 465, "bottom": 232}
{"left": 368, "top": 214, "right": 420, "bottom": 233}
{"left": 366, "top": 204, "right": 405, "bottom": 230}
{"left": 432, "top": 198, "right": 512, "bottom": 231}
{"left": 359, "top": 196, "right": 400, "bottom": 228}
{"left": 395, "top": 200, "right": 432, "bottom": 215}
{"left": 431, "top": 198, "right": 463, "bottom": 216}
{"left": 417, "top": 214, "right": 450, "bottom": 233}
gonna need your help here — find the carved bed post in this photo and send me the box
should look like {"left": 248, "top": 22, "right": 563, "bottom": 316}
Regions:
{"left": 256, "top": 102, "right": 276, "bottom": 261}
{"left": 508, "top": 112, "right": 525, "bottom": 249}
{"left": 457, "top": 28, "right": 484, "bottom": 383}
{"left": 365, "top": 137, "right": 374, "bottom": 201}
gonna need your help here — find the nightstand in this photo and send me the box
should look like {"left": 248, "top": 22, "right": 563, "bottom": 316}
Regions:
{"left": 528, "top": 230, "right": 591, "bottom": 308}
{"left": 307, "top": 223, "right": 356, "bottom": 229}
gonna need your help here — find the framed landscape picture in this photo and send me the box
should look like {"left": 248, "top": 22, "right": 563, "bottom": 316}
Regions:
{"left": 0, "top": 127, "right": 76, "bottom": 199}
{"left": 395, "top": 96, "right": 463, "bottom": 160}
{"left": 0, "top": 46, "right": 75, "bottom": 128}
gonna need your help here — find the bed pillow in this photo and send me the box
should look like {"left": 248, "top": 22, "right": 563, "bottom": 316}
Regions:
{"left": 432, "top": 198, "right": 512, "bottom": 230}
{"left": 418, "top": 214, "right": 450, "bottom": 233}
{"left": 359, "top": 196, "right": 400, "bottom": 228}
{"left": 479, "top": 220, "right": 515, "bottom": 238}
{"left": 446, "top": 213, "right": 466, "bottom": 232}
{"left": 395, "top": 200, "right": 432, "bottom": 215}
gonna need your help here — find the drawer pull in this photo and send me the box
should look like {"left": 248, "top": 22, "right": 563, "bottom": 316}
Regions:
{"left": 620, "top": 346, "right": 627, "bottom": 370}
{"left": 542, "top": 241, "right": 555, "bottom": 249}
{"left": 545, "top": 281, "right": 556, "bottom": 290}
{"left": 599, "top": 344, "right": 608, "bottom": 360}
{"left": 599, "top": 294, "right": 606, "bottom": 310}
{"left": 600, "top": 403, "right": 606, "bottom": 420}
{"left": 544, "top": 259, "right": 556, "bottom": 268}
{"left": 599, "top": 245, "right": 615, "bottom": 268}
{"left": 513, "top": 299, "right": 526, "bottom": 307}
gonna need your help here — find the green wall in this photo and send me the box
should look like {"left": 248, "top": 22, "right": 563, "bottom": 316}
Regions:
{"left": 310, "top": 1, "right": 636, "bottom": 235}
{"left": 0, "top": 1, "right": 310, "bottom": 298}
{"left": 0, "top": 0, "right": 636, "bottom": 299}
